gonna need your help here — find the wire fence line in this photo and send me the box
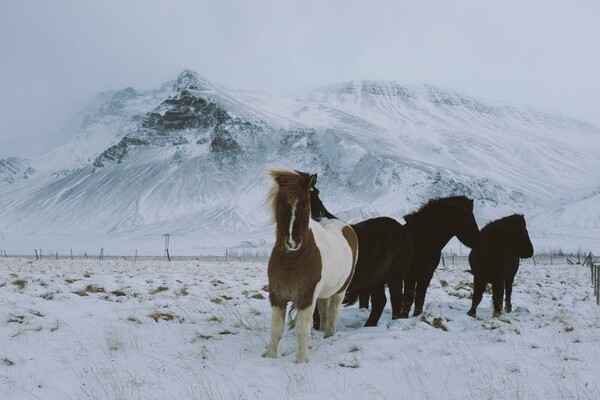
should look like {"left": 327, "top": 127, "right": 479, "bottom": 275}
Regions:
{"left": 0, "top": 247, "right": 271, "bottom": 262}
{"left": 0, "top": 247, "right": 596, "bottom": 266}
{"left": 592, "top": 259, "right": 600, "bottom": 306}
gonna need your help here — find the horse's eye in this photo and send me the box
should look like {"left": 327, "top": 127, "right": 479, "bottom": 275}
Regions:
{"left": 309, "top": 188, "right": 314, "bottom": 192}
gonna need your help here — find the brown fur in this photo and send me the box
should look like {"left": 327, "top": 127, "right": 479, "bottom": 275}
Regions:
{"left": 267, "top": 168, "right": 323, "bottom": 310}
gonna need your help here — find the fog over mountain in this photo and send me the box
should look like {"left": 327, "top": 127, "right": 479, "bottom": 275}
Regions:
{"left": 1, "top": 70, "right": 599, "bottom": 253}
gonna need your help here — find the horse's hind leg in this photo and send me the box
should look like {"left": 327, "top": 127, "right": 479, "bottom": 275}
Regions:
{"left": 365, "top": 282, "right": 386, "bottom": 327}
{"left": 358, "top": 291, "right": 370, "bottom": 309}
{"left": 295, "top": 302, "right": 317, "bottom": 363}
{"left": 263, "top": 305, "right": 286, "bottom": 358}
{"left": 323, "top": 292, "right": 344, "bottom": 338}
{"left": 467, "top": 276, "right": 485, "bottom": 317}
{"left": 316, "top": 298, "right": 328, "bottom": 331}
{"left": 504, "top": 276, "right": 514, "bottom": 313}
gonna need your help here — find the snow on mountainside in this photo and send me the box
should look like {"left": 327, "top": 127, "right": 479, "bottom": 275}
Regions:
{"left": 1, "top": 70, "right": 599, "bottom": 252}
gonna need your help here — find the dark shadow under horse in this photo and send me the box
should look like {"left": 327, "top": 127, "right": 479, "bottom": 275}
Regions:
{"left": 467, "top": 214, "right": 534, "bottom": 318}
{"left": 310, "top": 186, "right": 414, "bottom": 326}
{"left": 401, "top": 196, "right": 480, "bottom": 317}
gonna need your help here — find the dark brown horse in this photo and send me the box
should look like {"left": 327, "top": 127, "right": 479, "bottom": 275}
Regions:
{"left": 467, "top": 214, "right": 534, "bottom": 318}
{"left": 310, "top": 186, "right": 414, "bottom": 326}
{"left": 401, "top": 196, "right": 480, "bottom": 317}
{"left": 262, "top": 167, "right": 358, "bottom": 363}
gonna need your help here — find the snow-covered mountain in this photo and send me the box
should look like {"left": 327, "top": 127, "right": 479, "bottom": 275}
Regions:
{"left": 1, "top": 70, "right": 599, "bottom": 252}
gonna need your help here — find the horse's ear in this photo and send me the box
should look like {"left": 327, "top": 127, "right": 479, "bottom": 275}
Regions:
{"left": 308, "top": 173, "right": 318, "bottom": 189}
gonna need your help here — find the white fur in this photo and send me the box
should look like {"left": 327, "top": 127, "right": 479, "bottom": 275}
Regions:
{"left": 263, "top": 217, "right": 357, "bottom": 363}
{"left": 309, "top": 218, "right": 355, "bottom": 298}
{"left": 286, "top": 200, "right": 299, "bottom": 251}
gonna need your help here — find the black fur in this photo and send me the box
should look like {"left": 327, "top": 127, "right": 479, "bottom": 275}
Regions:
{"left": 310, "top": 187, "right": 414, "bottom": 327}
{"left": 401, "top": 196, "right": 481, "bottom": 317}
{"left": 467, "top": 214, "right": 534, "bottom": 318}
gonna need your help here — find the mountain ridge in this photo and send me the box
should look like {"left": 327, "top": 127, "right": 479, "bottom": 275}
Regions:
{"left": 1, "top": 70, "right": 599, "bottom": 252}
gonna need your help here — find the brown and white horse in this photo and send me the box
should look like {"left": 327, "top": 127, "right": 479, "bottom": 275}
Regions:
{"left": 263, "top": 167, "right": 358, "bottom": 363}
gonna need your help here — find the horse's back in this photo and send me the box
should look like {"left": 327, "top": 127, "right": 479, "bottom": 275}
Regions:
{"left": 311, "top": 218, "right": 357, "bottom": 298}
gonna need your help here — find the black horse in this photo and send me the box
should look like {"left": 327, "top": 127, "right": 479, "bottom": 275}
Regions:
{"left": 467, "top": 214, "right": 534, "bottom": 318}
{"left": 310, "top": 186, "right": 414, "bottom": 326}
{"left": 401, "top": 196, "right": 480, "bottom": 318}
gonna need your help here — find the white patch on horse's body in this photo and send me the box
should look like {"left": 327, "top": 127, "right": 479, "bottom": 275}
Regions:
{"left": 286, "top": 200, "right": 299, "bottom": 250}
{"left": 309, "top": 218, "right": 354, "bottom": 298}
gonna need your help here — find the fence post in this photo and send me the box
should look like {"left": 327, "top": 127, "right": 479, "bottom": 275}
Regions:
{"left": 596, "top": 265, "right": 599, "bottom": 305}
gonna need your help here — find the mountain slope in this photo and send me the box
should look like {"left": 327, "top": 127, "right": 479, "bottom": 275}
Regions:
{"left": 1, "top": 71, "right": 599, "bottom": 252}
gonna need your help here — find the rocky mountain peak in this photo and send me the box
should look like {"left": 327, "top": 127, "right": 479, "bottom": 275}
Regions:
{"left": 174, "top": 70, "right": 214, "bottom": 93}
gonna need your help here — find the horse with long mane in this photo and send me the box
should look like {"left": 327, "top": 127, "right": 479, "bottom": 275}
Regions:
{"left": 467, "top": 214, "right": 534, "bottom": 318}
{"left": 401, "top": 196, "right": 480, "bottom": 317}
{"left": 263, "top": 167, "right": 358, "bottom": 363}
{"left": 310, "top": 186, "right": 414, "bottom": 326}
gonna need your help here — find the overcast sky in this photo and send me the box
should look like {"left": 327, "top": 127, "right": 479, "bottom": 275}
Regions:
{"left": 1, "top": 0, "right": 599, "bottom": 158}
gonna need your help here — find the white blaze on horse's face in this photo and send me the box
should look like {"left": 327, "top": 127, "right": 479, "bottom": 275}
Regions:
{"left": 286, "top": 200, "right": 301, "bottom": 251}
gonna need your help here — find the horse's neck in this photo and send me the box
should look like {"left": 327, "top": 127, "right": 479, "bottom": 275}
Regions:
{"left": 408, "top": 214, "right": 456, "bottom": 250}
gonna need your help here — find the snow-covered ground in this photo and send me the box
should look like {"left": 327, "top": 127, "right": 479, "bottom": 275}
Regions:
{"left": 1, "top": 257, "right": 599, "bottom": 400}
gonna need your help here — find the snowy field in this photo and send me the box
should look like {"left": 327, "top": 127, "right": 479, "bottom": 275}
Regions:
{"left": 1, "top": 257, "right": 599, "bottom": 400}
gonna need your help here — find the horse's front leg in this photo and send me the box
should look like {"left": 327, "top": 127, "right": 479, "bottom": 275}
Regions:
{"left": 323, "top": 292, "right": 344, "bottom": 337}
{"left": 467, "top": 275, "right": 485, "bottom": 317}
{"left": 295, "top": 302, "right": 317, "bottom": 364}
{"left": 413, "top": 272, "right": 434, "bottom": 317}
{"left": 263, "top": 305, "right": 286, "bottom": 358}
{"left": 400, "top": 279, "right": 416, "bottom": 318}
{"left": 491, "top": 279, "right": 505, "bottom": 318}
{"left": 504, "top": 276, "right": 514, "bottom": 313}
{"left": 388, "top": 279, "right": 404, "bottom": 319}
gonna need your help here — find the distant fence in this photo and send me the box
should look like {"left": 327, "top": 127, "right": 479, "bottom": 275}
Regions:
{"left": 0, "top": 247, "right": 270, "bottom": 262}
{"left": 591, "top": 257, "right": 600, "bottom": 306}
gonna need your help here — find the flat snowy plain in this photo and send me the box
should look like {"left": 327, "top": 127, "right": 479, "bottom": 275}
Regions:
{"left": 1, "top": 257, "right": 599, "bottom": 400}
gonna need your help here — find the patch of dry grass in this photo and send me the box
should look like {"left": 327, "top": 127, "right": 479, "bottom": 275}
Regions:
{"left": 12, "top": 279, "right": 27, "bottom": 290}
{"left": 149, "top": 286, "right": 169, "bottom": 295}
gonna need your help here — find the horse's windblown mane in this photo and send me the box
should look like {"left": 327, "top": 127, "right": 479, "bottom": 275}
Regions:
{"left": 404, "top": 195, "right": 473, "bottom": 220}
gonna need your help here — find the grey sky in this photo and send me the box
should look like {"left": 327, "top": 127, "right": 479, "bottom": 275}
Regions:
{"left": 1, "top": 0, "right": 599, "bottom": 158}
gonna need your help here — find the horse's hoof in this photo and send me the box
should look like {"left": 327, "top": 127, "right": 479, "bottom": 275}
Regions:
{"left": 262, "top": 350, "right": 277, "bottom": 358}
{"left": 493, "top": 311, "right": 501, "bottom": 318}
{"left": 505, "top": 306, "right": 512, "bottom": 313}
{"left": 413, "top": 311, "right": 422, "bottom": 317}
{"left": 295, "top": 356, "right": 308, "bottom": 364}
{"left": 467, "top": 309, "right": 476, "bottom": 317}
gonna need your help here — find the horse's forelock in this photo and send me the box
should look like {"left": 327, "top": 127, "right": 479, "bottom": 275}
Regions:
{"left": 267, "top": 167, "right": 312, "bottom": 223}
